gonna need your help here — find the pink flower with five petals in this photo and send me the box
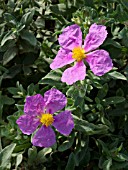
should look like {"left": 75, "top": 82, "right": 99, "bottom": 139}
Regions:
{"left": 16, "top": 89, "right": 74, "bottom": 147}
{"left": 50, "top": 23, "right": 113, "bottom": 85}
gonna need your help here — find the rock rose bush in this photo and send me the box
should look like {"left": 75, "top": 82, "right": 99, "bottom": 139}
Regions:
{"left": 0, "top": 0, "right": 128, "bottom": 169}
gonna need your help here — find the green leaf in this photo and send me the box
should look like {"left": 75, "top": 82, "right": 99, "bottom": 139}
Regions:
{"left": 97, "top": 83, "right": 108, "bottom": 99}
{"left": 75, "top": 145, "right": 90, "bottom": 167}
{"left": 116, "top": 88, "right": 124, "bottom": 96}
{"left": 102, "top": 158, "right": 112, "bottom": 170}
{"left": 121, "top": 0, "right": 128, "bottom": 11}
{"left": 65, "top": 152, "right": 76, "bottom": 170}
{"left": 2, "top": 46, "right": 17, "bottom": 65}
{"left": 15, "top": 154, "right": 23, "bottom": 169}
{"left": 7, "top": 87, "right": 19, "bottom": 95}
{"left": 113, "top": 153, "right": 128, "bottom": 162}
{"left": 0, "top": 95, "right": 15, "bottom": 105}
{"left": 50, "top": 3, "right": 74, "bottom": 15}
{"left": 111, "top": 162, "right": 128, "bottom": 170}
{"left": 1, "top": 31, "right": 14, "bottom": 46}
{"left": 37, "top": 148, "right": 52, "bottom": 157}
{"left": 103, "top": 38, "right": 122, "bottom": 48}
{"left": 102, "top": 96, "right": 125, "bottom": 105}
{"left": 20, "top": 9, "right": 35, "bottom": 26}
{"left": 118, "top": 28, "right": 128, "bottom": 47}
{"left": 66, "top": 85, "right": 86, "bottom": 111}
{"left": 0, "top": 143, "right": 16, "bottom": 169}
{"left": 58, "top": 133, "right": 75, "bottom": 152}
{"left": 39, "top": 69, "right": 64, "bottom": 88}
{"left": 35, "top": 17, "right": 45, "bottom": 29}
{"left": 108, "top": 108, "right": 128, "bottom": 116}
{"left": 100, "top": 116, "right": 114, "bottom": 132}
{"left": 73, "top": 115, "right": 109, "bottom": 135}
{"left": 3, "top": 65, "right": 22, "bottom": 79}
{"left": 14, "top": 143, "right": 31, "bottom": 153}
{"left": 28, "top": 147, "right": 37, "bottom": 165}
{"left": 108, "top": 71, "right": 127, "bottom": 80}
{"left": 4, "top": 13, "right": 17, "bottom": 26}
{"left": 27, "top": 83, "right": 38, "bottom": 96}
{"left": 115, "top": 4, "right": 128, "bottom": 22}
{"left": 20, "top": 30, "right": 37, "bottom": 46}
{"left": 36, "top": 148, "right": 52, "bottom": 163}
{"left": 97, "top": 139, "right": 110, "bottom": 156}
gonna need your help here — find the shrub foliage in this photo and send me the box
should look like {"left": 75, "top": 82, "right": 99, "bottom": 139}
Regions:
{"left": 1, "top": 0, "right": 128, "bottom": 169}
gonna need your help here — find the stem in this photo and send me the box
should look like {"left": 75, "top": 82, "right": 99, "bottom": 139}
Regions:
{"left": 0, "top": 137, "right": 2, "bottom": 151}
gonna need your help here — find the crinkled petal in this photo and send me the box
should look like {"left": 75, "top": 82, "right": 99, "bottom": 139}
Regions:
{"left": 44, "top": 88, "right": 67, "bottom": 114}
{"left": 61, "top": 61, "right": 86, "bottom": 85}
{"left": 24, "top": 94, "right": 45, "bottom": 116}
{"left": 53, "top": 110, "right": 74, "bottom": 136}
{"left": 86, "top": 50, "right": 113, "bottom": 76}
{"left": 32, "top": 126, "right": 56, "bottom": 147}
{"left": 16, "top": 114, "right": 40, "bottom": 135}
{"left": 84, "top": 23, "right": 108, "bottom": 52}
{"left": 58, "top": 24, "right": 82, "bottom": 50}
{"left": 50, "top": 48, "right": 75, "bottom": 70}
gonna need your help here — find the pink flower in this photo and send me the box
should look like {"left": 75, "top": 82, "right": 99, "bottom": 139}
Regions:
{"left": 16, "top": 89, "right": 74, "bottom": 147}
{"left": 50, "top": 23, "right": 113, "bottom": 85}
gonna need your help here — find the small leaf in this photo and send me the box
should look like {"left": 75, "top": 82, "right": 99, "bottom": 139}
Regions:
{"left": 73, "top": 115, "right": 109, "bottom": 135}
{"left": 38, "top": 148, "right": 52, "bottom": 157}
{"left": 108, "top": 71, "right": 127, "bottom": 80}
{"left": 65, "top": 152, "right": 76, "bottom": 170}
{"left": 121, "top": 0, "right": 128, "bottom": 10}
{"left": 113, "top": 153, "right": 128, "bottom": 162}
{"left": 3, "top": 65, "right": 22, "bottom": 79}
{"left": 50, "top": 4, "right": 69, "bottom": 15}
{"left": 102, "top": 158, "right": 112, "bottom": 170}
{"left": 3, "top": 46, "right": 17, "bottom": 65}
{"left": 7, "top": 87, "right": 19, "bottom": 95}
{"left": 75, "top": 145, "right": 90, "bottom": 167}
{"left": 36, "top": 148, "right": 52, "bottom": 163}
{"left": 97, "top": 83, "right": 108, "bottom": 99}
{"left": 4, "top": 13, "right": 17, "bottom": 26}
{"left": 28, "top": 147, "right": 37, "bottom": 164}
{"left": 97, "top": 139, "right": 110, "bottom": 156}
{"left": 0, "top": 143, "right": 16, "bottom": 169}
{"left": 20, "top": 9, "right": 35, "bottom": 26}
{"left": 58, "top": 133, "right": 75, "bottom": 152}
{"left": 39, "top": 69, "right": 64, "bottom": 88}
{"left": 15, "top": 154, "right": 23, "bottom": 169}
{"left": 102, "top": 96, "right": 125, "bottom": 105}
{"left": 35, "top": 17, "right": 45, "bottom": 29}
{"left": 20, "top": 30, "right": 37, "bottom": 46}
{"left": 103, "top": 38, "right": 122, "bottom": 48}
{"left": 111, "top": 162, "right": 128, "bottom": 170}
{"left": 1, "top": 31, "right": 14, "bottom": 46}
{"left": 0, "top": 95, "right": 15, "bottom": 105}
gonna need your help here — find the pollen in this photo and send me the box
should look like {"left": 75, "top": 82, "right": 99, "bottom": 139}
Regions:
{"left": 40, "top": 113, "right": 54, "bottom": 127}
{"left": 72, "top": 47, "right": 86, "bottom": 62}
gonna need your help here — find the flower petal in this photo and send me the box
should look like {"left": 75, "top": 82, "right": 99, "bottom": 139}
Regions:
{"left": 86, "top": 50, "right": 113, "bottom": 76}
{"left": 50, "top": 48, "right": 75, "bottom": 70}
{"left": 61, "top": 61, "right": 86, "bottom": 85}
{"left": 44, "top": 88, "right": 67, "bottom": 114}
{"left": 16, "top": 115, "right": 40, "bottom": 135}
{"left": 24, "top": 94, "right": 45, "bottom": 116}
{"left": 84, "top": 23, "right": 108, "bottom": 52}
{"left": 53, "top": 110, "right": 74, "bottom": 136}
{"left": 58, "top": 24, "right": 82, "bottom": 50}
{"left": 32, "top": 126, "right": 56, "bottom": 147}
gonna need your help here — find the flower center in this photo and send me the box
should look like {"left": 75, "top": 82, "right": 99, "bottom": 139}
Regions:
{"left": 72, "top": 47, "right": 86, "bottom": 62}
{"left": 40, "top": 113, "right": 54, "bottom": 127}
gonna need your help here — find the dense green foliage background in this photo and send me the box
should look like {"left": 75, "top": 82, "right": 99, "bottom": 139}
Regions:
{"left": 1, "top": 0, "right": 128, "bottom": 169}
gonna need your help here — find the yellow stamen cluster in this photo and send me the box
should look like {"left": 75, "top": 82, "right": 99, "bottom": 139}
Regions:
{"left": 72, "top": 47, "right": 86, "bottom": 62}
{"left": 40, "top": 113, "right": 54, "bottom": 127}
